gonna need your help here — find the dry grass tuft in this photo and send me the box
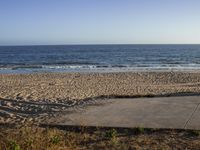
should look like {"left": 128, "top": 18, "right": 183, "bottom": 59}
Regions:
{"left": 1, "top": 124, "right": 200, "bottom": 150}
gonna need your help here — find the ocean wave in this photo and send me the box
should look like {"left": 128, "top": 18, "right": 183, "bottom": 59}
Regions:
{"left": 1, "top": 64, "right": 200, "bottom": 72}
{"left": 42, "top": 65, "right": 98, "bottom": 69}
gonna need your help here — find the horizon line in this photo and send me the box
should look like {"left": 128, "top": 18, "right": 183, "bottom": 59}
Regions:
{"left": 1, "top": 43, "right": 200, "bottom": 47}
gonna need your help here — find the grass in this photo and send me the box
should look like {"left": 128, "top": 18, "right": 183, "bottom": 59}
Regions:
{"left": 9, "top": 140, "right": 20, "bottom": 150}
{"left": 1, "top": 124, "right": 200, "bottom": 150}
{"left": 134, "top": 127, "right": 145, "bottom": 135}
{"left": 50, "top": 135, "right": 61, "bottom": 145}
{"left": 189, "top": 130, "right": 200, "bottom": 137}
{"left": 105, "top": 129, "right": 117, "bottom": 139}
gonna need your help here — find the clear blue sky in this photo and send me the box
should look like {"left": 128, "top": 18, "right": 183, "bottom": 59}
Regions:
{"left": 0, "top": 0, "right": 200, "bottom": 45}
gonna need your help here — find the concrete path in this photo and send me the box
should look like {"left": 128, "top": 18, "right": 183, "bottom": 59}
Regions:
{"left": 60, "top": 96, "right": 200, "bottom": 129}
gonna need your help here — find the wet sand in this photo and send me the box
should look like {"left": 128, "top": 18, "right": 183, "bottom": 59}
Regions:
{"left": 0, "top": 72, "right": 200, "bottom": 124}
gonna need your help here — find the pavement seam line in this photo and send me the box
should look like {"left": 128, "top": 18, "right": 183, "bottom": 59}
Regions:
{"left": 183, "top": 103, "right": 200, "bottom": 129}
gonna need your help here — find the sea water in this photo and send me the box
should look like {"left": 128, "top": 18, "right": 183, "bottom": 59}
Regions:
{"left": 0, "top": 44, "right": 200, "bottom": 74}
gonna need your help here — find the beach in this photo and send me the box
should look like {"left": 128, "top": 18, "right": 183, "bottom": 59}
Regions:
{"left": 1, "top": 72, "right": 200, "bottom": 101}
{"left": 0, "top": 72, "right": 200, "bottom": 124}
{"left": 2, "top": 0, "right": 200, "bottom": 148}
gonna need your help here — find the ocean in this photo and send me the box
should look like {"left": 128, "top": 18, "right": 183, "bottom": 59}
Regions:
{"left": 0, "top": 44, "right": 200, "bottom": 74}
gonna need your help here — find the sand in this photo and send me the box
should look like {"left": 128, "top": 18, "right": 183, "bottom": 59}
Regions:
{"left": 0, "top": 72, "right": 200, "bottom": 124}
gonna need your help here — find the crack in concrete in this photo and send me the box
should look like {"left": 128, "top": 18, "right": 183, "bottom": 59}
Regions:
{"left": 184, "top": 103, "right": 200, "bottom": 129}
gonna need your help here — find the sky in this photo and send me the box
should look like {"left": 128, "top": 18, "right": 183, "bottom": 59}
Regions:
{"left": 0, "top": 0, "right": 200, "bottom": 45}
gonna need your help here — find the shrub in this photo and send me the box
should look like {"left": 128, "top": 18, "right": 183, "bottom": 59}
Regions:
{"left": 105, "top": 129, "right": 117, "bottom": 139}
{"left": 50, "top": 135, "right": 61, "bottom": 145}
{"left": 189, "top": 130, "right": 200, "bottom": 137}
{"left": 135, "top": 127, "right": 145, "bottom": 134}
{"left": 9, "top": 140, "right": 20, "bottom": 150}
{"left": 25, "top": 139, "right": 33, "bottom": 148}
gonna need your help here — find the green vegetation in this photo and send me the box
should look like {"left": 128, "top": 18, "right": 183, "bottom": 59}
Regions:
{"left": 9, "top": 140, "right": 20, "bottom": 150}
{"left": 1, "top": 125, "right": 200, "bottom": 150}
{"left": 50, "top": 135, "right": 61, "bottom": 145}
{"left": 105, "top": 129, "right": 117, "bottom": 139}
{"left": 24, "top": 139, "right": 33, "bottom": 148}
{"left": 189, "top": 130, "right": 200, "bottom": 137}
{"left": 134, "top": 126, "right": 145, "bottom": 134}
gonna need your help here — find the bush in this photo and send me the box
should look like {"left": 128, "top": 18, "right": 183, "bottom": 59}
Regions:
{"left": 25, "top": 139, "right": 33, "bottom": 148}
{"left": 9, "top": 140, "right": 20, "bottom": 150}
{"left": 105, "top": 129, "right": 117, "bottom": 139}
{"left": 189, "top": 130, "right": 200, "bottom": 137}
{"left": 135, "top": 127, "right": 145, "bottom": 134}
{"left": 50, "top": 135, "right": 61, "bottom": 145}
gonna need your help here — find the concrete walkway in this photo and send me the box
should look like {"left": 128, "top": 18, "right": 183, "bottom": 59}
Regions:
{"left": 60, "top": 96, "right": 200, "bottom": 129}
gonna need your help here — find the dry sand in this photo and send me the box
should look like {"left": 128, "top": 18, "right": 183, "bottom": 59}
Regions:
{"left": 0, "top": 72, "right": 200, "bottom": 124}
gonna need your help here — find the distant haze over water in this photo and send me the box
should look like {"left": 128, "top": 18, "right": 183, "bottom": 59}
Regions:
{"left": 0, "top": 44, "right": 200, "bottom": 74}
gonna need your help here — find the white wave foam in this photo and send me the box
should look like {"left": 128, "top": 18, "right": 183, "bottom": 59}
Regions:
{"left": 42, "top": 65, "right": 98, "bottom": 69}
{"left": 1, "top": 64, "right": 200, "bottom": 74}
